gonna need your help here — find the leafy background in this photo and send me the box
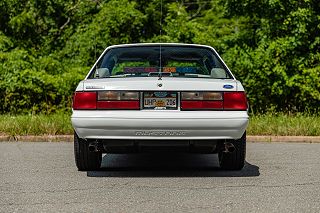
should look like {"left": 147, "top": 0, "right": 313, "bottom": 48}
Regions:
{"left": 0, "top": 0, "right": 319, "bottom": 114}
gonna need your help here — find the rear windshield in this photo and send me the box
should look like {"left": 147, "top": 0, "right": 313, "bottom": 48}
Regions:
{"left": 88, "top": 45, "right": 232, "bottom": 79}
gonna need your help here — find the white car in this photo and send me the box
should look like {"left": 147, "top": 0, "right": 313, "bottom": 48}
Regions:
{"left": 71, "top": 43, "right": 249, "bottom": 171}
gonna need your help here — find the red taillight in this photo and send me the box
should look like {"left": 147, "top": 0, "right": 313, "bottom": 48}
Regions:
{"left": 73, "top": 91, "right": 140, "bottom": 110}
{"left": 73, "top": 91, "right": 247, "bottom": 111}
{"left": 181, "top": 92, "right": 223, "bottom": 110}
{"left": 97, "top": 101, "right": 139, "bottom": 109}
{"left": 73, "top": 92, "right": 97, "bottom": 110}
{"left": 181, "top": 101, "right": 223, "bottom": 110}
{"left": 181, "top": 91, "right": 247, "bottom": 111}
{"left": 223, "top": 92, "right": 247, "bottom": 110}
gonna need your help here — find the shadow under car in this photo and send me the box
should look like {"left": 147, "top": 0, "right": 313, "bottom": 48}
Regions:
{"left": 87, "top": 153, "right": 260, "bottom": 177}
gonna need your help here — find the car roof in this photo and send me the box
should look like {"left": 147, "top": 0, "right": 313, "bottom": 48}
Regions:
{"left": 106, "top": 43, "right": 213, "bottom": 50}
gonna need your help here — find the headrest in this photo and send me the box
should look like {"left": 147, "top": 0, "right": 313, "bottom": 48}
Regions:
{"left": 96, "top": 68, "right": 110, "bottom": 78}
{"left": 211, "top": 68, "right": 227, "bottom": 78}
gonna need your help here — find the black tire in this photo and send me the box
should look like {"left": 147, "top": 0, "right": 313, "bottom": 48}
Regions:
{"left": 74, "top": 131, "right": 102, "bottom": 171}
{"left": 218, "top": 132, "right": 246, "bottom": 170}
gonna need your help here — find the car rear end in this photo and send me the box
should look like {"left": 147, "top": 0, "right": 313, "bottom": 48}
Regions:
{"left": 71, "top": 44, "right": 249, "bottom": 171}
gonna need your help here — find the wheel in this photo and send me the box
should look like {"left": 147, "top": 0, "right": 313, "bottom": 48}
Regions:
{"left": 218, "top": 132, "right": 246, "bottom": 170}
{"left": 74, "top": 131, "right": 102, "bottom": 171}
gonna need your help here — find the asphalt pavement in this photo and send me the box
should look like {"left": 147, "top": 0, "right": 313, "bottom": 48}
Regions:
{"left": 0, "top": 142, "right": 320, "bottom": 212}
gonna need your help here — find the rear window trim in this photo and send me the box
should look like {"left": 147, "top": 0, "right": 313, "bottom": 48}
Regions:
{"left": 87, "top": 45, "right": 234, "bottom": 80}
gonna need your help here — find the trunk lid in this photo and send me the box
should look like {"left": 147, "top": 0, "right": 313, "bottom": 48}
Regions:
{"left": 80, "top": 77, "right": 239, "bottom": 91}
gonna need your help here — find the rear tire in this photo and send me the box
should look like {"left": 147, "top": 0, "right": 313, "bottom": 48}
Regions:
{"left": 74, "top": 131, "right": 102, "bottom": 171}
{"left": 218, "top": 132, "right": 246, "bottom": 170}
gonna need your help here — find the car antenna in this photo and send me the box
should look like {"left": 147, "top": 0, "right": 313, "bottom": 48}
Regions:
{"left": 94, "top": 31, "right": 99, "bottom": 78}
{"left": 158, "top": 0, "right": 163, "bottom": 81}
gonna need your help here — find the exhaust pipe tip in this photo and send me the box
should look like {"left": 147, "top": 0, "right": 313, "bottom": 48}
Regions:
{"left": 88, "top": 141, "right": 102, "bottom": 152}
{"left": 88, "top": 145, "right": 96, "bottom": 152}
{"left": 227, "top": 146, "right": 235, "bottom": 153}
{"left": 223, "top": 142, "right": 235, "bottom": 153}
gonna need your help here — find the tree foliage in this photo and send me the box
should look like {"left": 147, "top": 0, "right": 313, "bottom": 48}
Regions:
{"left": 0, "top": 0, "right": 319, "bottom": 113}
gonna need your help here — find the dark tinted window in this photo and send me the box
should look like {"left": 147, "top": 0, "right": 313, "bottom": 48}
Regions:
{"left": 89, "top": 45, "right": 232, "bottom": 79}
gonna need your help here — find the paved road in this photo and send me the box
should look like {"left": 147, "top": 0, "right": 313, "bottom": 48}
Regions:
{"left": 0, "top": 142, "right": 320, "bottom": 213}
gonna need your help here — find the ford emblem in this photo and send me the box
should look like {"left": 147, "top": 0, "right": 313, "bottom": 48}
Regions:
{"left": 223, "top": 84, "right": 234, "bottom": 89}
{"left": 154, "top": 92, "right": 167, "bottom": 98}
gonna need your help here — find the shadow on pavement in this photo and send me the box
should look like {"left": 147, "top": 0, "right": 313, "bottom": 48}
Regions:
{"left": 87, "top": 153, "right": 260, "bottom": 177}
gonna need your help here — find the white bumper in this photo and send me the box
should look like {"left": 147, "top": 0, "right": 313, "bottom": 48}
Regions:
{"left": 72, "top": 110, "right": 249, "bottom": 140}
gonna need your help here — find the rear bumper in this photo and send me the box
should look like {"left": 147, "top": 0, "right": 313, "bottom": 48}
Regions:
{"left": 71, "top": 110, "right": 249, "bottom": 140}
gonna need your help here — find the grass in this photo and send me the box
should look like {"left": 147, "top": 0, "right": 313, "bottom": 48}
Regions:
{"left": 0, "top": 112, "right": 319, "bottom": 136}
{"left": 0, "top": 112, "right": 73, "bottom": 136}
{"left": 247, "top": 113, "right": 320, "bottom": 136}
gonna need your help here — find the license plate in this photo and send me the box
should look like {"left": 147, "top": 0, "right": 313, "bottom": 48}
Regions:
{"left": 143, "top": 92, "right": 177, "bottom": 109}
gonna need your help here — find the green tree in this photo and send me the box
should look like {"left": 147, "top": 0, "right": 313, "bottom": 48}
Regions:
{"left": 0, "top": 0, "right": 319, "bottom": 113}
